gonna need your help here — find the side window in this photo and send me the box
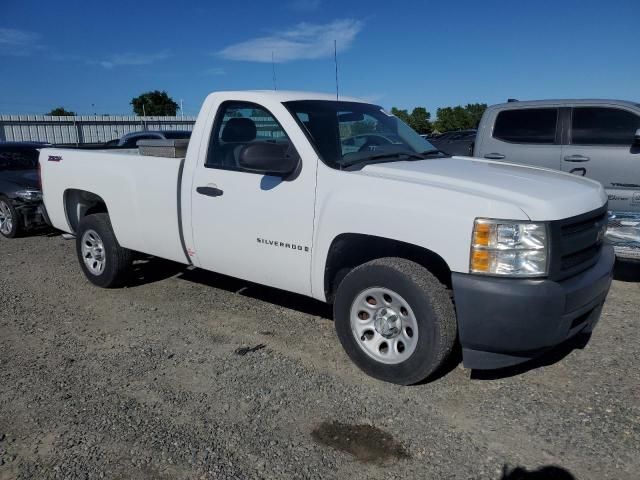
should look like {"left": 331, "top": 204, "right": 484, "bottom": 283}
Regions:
{"left": 493, "top": 108, "right": 558, "bottom": 144}
{"left": 571, "top": 107, "right": 640, "bottom": 146}
{"left": 0, "top": 148, "right": 38, "bottom": 170}
{"left": 206, "top": 102, "right": 290, "bottom": 169}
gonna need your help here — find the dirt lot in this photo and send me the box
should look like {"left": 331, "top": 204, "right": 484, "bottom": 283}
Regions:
{"left": 1, "top": 233, "right": 639, "bottom": 480}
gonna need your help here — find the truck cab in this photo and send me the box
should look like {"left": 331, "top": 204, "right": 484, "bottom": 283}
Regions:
{"left": 474, "top": 99, "right": 640, "bottom": 260}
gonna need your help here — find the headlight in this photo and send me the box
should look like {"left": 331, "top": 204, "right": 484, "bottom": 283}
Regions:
{"left": 470, "top": 219, "right": 548, "bottom": 277}
{"left": 15, "top": 190, "right": 42, "bottom": 201}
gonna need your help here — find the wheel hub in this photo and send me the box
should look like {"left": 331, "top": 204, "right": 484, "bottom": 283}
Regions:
{"left": 374, "top": 307, "right": 401, "bottom": 338}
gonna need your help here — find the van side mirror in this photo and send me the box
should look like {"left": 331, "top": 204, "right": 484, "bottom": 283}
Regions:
{"left": 634, "top": 128, "right": 640, "bottom": 146}
{"left": 238, "top": 142, "right": 300, "bottom": 176}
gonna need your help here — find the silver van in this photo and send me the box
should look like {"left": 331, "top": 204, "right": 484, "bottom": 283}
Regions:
{"left": 474, "top": 99, "right": 640, "bottom": 260}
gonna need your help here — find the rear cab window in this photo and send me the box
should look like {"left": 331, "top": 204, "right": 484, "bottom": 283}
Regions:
{"left": 493, "top": 108, "right": 558, "bottom": 144}
{"left": 571, "top": 107, "right": 640, "bottom": 145}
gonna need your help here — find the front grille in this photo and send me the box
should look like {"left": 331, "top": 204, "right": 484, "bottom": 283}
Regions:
{"left": 548, "top": 206, "right": 607, "bottom": 281}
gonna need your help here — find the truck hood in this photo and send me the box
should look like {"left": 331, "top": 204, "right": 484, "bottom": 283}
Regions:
{"left": 358, "top": 156, "right": 607, "bottom": 221}
{"left": 0, "top": 170, "right": 40, "bottom": 190}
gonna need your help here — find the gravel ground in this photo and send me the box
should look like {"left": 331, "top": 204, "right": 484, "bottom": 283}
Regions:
{"left": 1, "top": 233, "right": 638, "bottom": 480}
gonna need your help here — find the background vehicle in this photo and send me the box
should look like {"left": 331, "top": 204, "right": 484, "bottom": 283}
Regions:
{"left": 105, "top": 130, "right": 192, "bottom": 148}
{"left": 40, "top": 91, "right": 613, "bottom": 384}
{"left": 428, "top": 129, "right": 476, "bottom": 156}
{"left": 0, "top": 142, "right": 49, "bottom": 238}
{"left": 474, "top": 99, "right": 640, "bottom": 260}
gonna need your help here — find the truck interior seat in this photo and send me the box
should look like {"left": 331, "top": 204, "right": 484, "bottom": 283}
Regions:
{"left": 219, "top": 117, "right": 257, "bottom": 167}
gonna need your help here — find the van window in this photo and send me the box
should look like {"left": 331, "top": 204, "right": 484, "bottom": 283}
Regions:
{"left": 571, "top": 107, "right": 640, "bottom": 146}
{"left": 493, "top": 108, "right": 558, "bottom": 144}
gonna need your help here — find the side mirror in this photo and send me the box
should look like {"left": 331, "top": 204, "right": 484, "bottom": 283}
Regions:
{"left": 238, "top": 142, "right": 300, "bottom": 176}
{"left": 634, "top": 128, "right": 640, "bottom": 145}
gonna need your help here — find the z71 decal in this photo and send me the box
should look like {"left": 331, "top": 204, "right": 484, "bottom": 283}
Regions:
{"left": 48, "top": 155, "right": 62, "bottom": 162}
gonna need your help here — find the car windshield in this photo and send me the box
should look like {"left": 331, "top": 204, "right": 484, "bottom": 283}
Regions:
{"left": 0, "top": 149, "right": 38, "bottom": 171}
{"left": 284, "top": 100, "right": 441, "bottom": 169}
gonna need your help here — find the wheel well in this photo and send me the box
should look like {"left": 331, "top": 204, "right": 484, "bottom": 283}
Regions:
{"left": 324, "top": 233, "right": 452, "bottom": 301}
{"left": 64, "top": 189, "right": 108, "bottom": 233}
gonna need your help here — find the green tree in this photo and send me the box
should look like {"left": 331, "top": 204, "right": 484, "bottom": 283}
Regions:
{"left": 130, "top": 90, "right": 178, "bottom": 116}
{"left": 391, "top": 107, "right": 433, "bottom": 134}
{"left": 464, "top": 103, "right": 487, "bottom": 129}
{"left": 409, "top": 107, "right": 432, "bottom": 134}
{"left": 433, "top": 103, "right": 487, "bottom": 132}
{"left": 47, "top": 107, "right": 76, "bottom": 116}
{"left": 390, "top": 107, "right": 411, "bottom": 125}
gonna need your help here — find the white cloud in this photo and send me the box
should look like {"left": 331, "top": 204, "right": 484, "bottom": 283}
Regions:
{"left": 289, "top": 0, "right": 322, "bottom": 11}
{"left": 0, "top": 27, "right": 42, "bottom": 56}
{"left": 217, "top": 19, "right": 363, "bottom": 63}
{"left": 94, "top": 51, "right": 170, "bottom": 69}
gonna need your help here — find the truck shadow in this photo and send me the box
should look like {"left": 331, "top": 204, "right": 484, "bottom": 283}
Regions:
{"left": 470, "top": 333, "right": 591, "bottom": 381}
{"left": 613, "top": 258, "right": 640, "bottom": 282}
{"left": 176, "top": 267, "right": 333, "bottom": 319}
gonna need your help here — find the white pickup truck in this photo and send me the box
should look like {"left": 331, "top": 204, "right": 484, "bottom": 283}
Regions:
{"left": 40, "top": 91, "right": 614, "bottom": 384}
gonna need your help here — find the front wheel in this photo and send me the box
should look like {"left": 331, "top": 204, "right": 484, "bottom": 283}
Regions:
{"left": 76, "top": 213, "right": 133, "bottom": 288}
{"left": 334, "top": 258, "right": 457, "bottom": 385}
{"left": 0, "top": 196, "right": 20, "bottom": 238}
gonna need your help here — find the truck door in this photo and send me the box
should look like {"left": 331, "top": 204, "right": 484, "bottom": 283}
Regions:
{"left": 562, "top": 106, "right": 640, "bottom": 213}
{"left": 189, "top": 101, "right": 317, "bottom": 296}
{"left": 477, "top": 107, "right": 562, "bottom": 170}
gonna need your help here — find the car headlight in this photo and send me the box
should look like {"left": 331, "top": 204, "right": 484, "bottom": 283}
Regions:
{"left": 470, "top": 219, "right": 548, "bottom": 277}
{"left": 15, "top": 190, "right": 42, "bottom": 201}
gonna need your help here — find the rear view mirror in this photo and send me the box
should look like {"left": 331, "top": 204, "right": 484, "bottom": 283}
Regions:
{"left": 634, "top": 128, "right": 640, "bottom": 145}
{"left": 238, "top": 142, "right": 300, "bottom": 176}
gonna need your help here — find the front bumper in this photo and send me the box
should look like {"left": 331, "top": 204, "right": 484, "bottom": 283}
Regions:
{"left": 452, "top": 244, "right": 614, "bottom": 370}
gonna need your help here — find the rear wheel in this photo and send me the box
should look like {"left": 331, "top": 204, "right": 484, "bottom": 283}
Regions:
{"left": 76, "top": 213, "right": 133, "bottom": 288}
{"left": 0, "top": 196, "right": 20, "bottom": 238}
{"left": 334, "top": 257, "right": 457, "bottom": 385}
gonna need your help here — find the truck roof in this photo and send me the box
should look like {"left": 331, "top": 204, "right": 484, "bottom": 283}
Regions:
{"left": 206, "top": 90, "right": 367, "bottom": 104}
{"left": 488, "top": 99, "right": 640, "bottom": 110}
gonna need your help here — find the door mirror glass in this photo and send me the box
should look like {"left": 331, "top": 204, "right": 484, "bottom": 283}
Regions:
{"left": 238, "top": 141, "right": 300, "bottom": 176}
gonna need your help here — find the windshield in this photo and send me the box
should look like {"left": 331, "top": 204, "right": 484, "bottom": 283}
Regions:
{"left": 284, "top": 100, "right": 440, "bottom": 169}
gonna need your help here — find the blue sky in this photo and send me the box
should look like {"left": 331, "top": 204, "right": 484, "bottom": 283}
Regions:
{"left": 0, "top": 0, "right": 637, "bottom": 116}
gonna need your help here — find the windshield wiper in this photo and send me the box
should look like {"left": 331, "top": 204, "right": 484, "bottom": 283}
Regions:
{"left": 341, "top": 151, "right": 425, "bottom": 168}
{"left": 421, "top": 149, "right": 449, "bottom": 156}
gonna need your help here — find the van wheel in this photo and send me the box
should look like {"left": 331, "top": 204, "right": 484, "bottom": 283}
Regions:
{"left": 334, "top": 257, "right": 457, "bottom": 385}
{"left": 0, "top": 196, "right": 20, "bottom": 238}
{"left": 76, "top": 213, "right": 133, "bottom": 288}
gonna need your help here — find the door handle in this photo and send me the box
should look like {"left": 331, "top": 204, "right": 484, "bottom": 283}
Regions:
{"left": 484, "top": 153, "right": 505, "bottom": 160}
{"left": 197, "top": 186, "right": 224, "bottom": 197}
{"left": 564, "top": 155, "right": 590, "bottom": 162}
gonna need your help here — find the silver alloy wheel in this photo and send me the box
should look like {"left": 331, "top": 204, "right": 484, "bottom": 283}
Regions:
{"left": 0, "top": 200, "right": 13, "bottom": 235}
{"left": 81, "top": 229, "right": 106, "bottom": 276}
{"left": 350, "top": 287, "right": 419, "bottom": 365}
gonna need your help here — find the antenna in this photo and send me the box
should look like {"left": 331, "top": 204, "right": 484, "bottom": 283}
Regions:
{"left": 272, "top": 51, "right": 277, "bottom": 91}
{"left": 334, "top": 39, "right": 339, "bottom": 101}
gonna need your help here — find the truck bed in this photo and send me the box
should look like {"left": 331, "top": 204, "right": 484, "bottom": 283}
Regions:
{"left": 40, "top": 148, "right": 189, "bottom": 264}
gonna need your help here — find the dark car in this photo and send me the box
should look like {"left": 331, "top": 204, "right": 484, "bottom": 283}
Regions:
{"left": 428, "top": 129, "right": 476, "bottom": 156}
{"left": 0, "top": 142, "right": 49, "bottom": 238}
{"left": 107, "top": 130, "right": 192, "bottom": 148}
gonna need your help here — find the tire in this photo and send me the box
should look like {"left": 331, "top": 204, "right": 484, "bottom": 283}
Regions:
{"left": 334, "top": 257, "right": 457, "bottom": 385}
{"left": 76, "top": 213, "right": 133, "bottom": 288}
{"left": 0, "top": 195, "right": 21, "bottom": 239}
